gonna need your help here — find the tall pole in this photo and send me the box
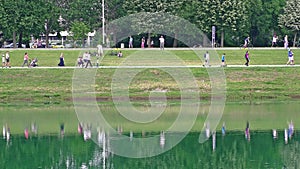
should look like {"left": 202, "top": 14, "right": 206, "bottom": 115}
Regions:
{"left": 102, "top": 0, "right": 105, "bottom": 45}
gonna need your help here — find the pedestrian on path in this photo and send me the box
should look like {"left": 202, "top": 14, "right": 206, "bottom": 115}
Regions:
{"left": 2, "top": 54, "right": 5, "bottom": 68}
{"left": 203, "top": 51, "right": 210, "bottom": 67}
{"left": 22, "top": 52, "right": 30, "bottom": 67}
{"left": 129, "top": 36, "right": 133, "bottom": 48}
{"left": 221, "top": 53, "right": 226, "bottom": 67}
{"left": 245, "top": 50, "right": 250, "bottom": 66}
{"left": 5, "top": 51, "right": 10, "bottom": 68}
{"left": 284, "top": 35, "right": 288, "bottom": 49}
{"left": 141, "top": 37, "right": 145, "bottom": 48}
{"left": 286, "top": 49, "right": 294, "bottom": 65}
{"left": 159, "top": 35, "right": 165, "bottom": 50}
{"left": 84, "top": 52, "right": 92, "bottom": 68}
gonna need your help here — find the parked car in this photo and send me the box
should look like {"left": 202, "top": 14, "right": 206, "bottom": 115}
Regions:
{"left": 51, "top": 43, "right": 64, "bottom": 48}
{"left": 2, "top": 43, "right": 26, "bottom": 48}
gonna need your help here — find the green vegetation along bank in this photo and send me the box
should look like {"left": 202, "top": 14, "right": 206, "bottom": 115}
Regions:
{"left": 1, "top": 67, "right": 300, "bottom": 104}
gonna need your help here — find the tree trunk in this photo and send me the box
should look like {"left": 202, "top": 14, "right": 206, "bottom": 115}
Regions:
{"left": 173, "top": 32, "right": 178, "bottom": 47}
{"left": 45, "top": 21, "right": 49, "bottom": 48}
{"left": 13, "top": 31, "right": 17, "bottom": 48}
{"left": 293, "top": 32, "right": 297, "bottom": 47}
{"left": 46, "top": 33, "right": 49, "bottom": 48}
{"left": 18, "top": 32, "right": 23, "bottom": 48}
{"left": 82, "top": 38, "right": 85, "bottom": 48}
{"left": 113, "top": 32, "right": 117, "bottom": 47}
{"left": 147, "top": 32, "right": 151, "bottom": 48}
{"left": 221, "top": 30, "right": 224, "bottom": 47}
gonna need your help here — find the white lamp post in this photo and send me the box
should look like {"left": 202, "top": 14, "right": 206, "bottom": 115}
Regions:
{"left": 102, "top": 0, "right": 105, "bottom": 45}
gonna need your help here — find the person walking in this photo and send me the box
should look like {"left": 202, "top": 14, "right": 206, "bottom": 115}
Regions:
{"left": 22, "top": 52, "right": 30, "bottom": 67}
{"left": 245, "top": 50, "right": 250, "bottom": 66}
{"left": 84, "top": 52, "right": 92, "bottom": 68}
{"left": 5, "top": 51, "right": 10, "bottom": 68}
{"left": 284, "top": 35, "right": 288, "bottom": 49}
{"left": 2, "top": 54, "right": 5, "bottom": 68}
{"left": 221, "top": 53, "right": 226, "bottom": 67}
{"left": 203, "top": 51, "right": 210, "bottom": 67}
{"left": 271, "top": 34, "right": 278, "bottom": 47}
{"left": 141, "top": 37, "right": 145, "bottom": 48}
{"left": 129, "top": 36, "right": 133, "bottom": 48}
{"left": 286, "top": 49, "right": 294, "bottom": 65}
{"left": 159, "top": 35, "right": 165, "bottom": 50}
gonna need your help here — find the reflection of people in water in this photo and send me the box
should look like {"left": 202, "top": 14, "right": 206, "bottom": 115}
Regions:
{"left": 245, "top": 121, "right": 250, "bottom": 141}
{"left": 222, "top": 122, "right": 226, "bottom": 136}
{"left": 160, "top": 131, "right": 165, "bottom": 148}
{"left": 60, "top": 123, "right": 65, "bottom": 136}
{"left": 78, "top": 123, "right": 83, "bottom": 135}
{"left": 284, "top": 128, "right": 288, "bottom": 144}
{"left": 288, "top": 120, "right": 294, "bottom": 139}
{"left": 31, "top": 122, "right": 37, "bottom": 135}
{"left": 6, "top": 126, "right": 10, "bottom": 142}
{"left": 3, "top": 125, "right": 6, "bottom": 139}
{"left": 272, "top": 129, "right": 277, "bottom": 139}
{"left": 83, "top": 124, "right": 91, "bottom": 141}
{"left": 24, "top": 128, "right": 29, "bottom": 139}
{"left": 205, "top": 122, "right": 210, "bottom": 138}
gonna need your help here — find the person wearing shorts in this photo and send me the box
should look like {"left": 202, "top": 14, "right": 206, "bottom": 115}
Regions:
{"left": 22, "top": 52, "right": 30, "bottom": 67}
{"left": 5, "top": 51, "right": 10, "bottom": 68}
{"left": 287, "top": 49, "right": 294, "bottom": 65}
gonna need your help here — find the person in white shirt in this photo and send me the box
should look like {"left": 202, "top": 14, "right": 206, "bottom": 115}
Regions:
{"left": 2, "top": 54, "right": 5, "bottom": 68}
{"left": 84, "top": 52, "right": 93, "bottom": 68}
{"left": 284, "top": 35, "right": 288, "bottom": 49}
{"left": 271, "top": 34, "right": 278, "bottom": 47}
{"left": 159, "top": 35, "right": 165, "bottom": 50}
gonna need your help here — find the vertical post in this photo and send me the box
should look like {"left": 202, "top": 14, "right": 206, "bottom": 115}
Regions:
{"left": 102, "top": 0, "right": 105, "bottom": 45}
{"left": 212, "top": 26, "right": 216, "bottom": 48}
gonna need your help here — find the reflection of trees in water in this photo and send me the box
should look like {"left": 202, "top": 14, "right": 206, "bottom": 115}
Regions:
{"left": 282, "top": 141, "right": 300, "bottom": 168}
{"left": 1, "top": 132, "right": 295, "bottom": 168}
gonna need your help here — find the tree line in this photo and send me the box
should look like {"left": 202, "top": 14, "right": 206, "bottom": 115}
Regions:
{"left": 0, "top": 0, "right": 299, "bottom": 48}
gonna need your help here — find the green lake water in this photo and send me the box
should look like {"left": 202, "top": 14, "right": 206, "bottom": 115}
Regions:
{"left": 0, "top": 132, "right": 299, "bottom": 169}
{"left": 0, "top": 102, "right": 300, "bottom": 168}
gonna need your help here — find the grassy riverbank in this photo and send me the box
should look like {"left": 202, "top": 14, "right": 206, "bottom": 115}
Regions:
{"left": 1, "top": 67, "right": 300, "bottom": 104}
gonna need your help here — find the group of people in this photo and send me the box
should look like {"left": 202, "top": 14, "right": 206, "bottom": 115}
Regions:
{"left": 77, "top": 51, "right": 93, "bottom": 68}
{"left": 21, "top": 52, "right": 38, "bottom": 67}
{"left": 271, "top": 34, "right": 289, "bottom": 48}
{"left": 242, "top": 34, "right": 289, "bottom": 49}
{"left": 128, "top": 35, "right": 165, "bottom": 50}
{"left": 2, "top": 51, "right": 10, "bottom": 68}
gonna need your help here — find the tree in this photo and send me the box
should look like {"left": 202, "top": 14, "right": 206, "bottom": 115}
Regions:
{"left": 123, "top": 0, "right": 185, "bottom": 47}
{"left": 279, "top": 0, "right": 300, "bottom": 47}
{"left": 196, "top": 0, "right": 248, "bottom": 47}
{"left": 71, "top": 21, "right": 90, "bottom": 47}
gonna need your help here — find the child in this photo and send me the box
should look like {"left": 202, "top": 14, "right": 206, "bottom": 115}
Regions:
{"left": 117, "top": 51, "right": 123, "bottom": 57}
{"left": 287, "top": 49, "right": 294, "bottom": 65}
{"left": 77, "top": 56, "right": 84, "bottom": 67}
{"left": 221, "top": 53, "right": 226, "bottom": 67}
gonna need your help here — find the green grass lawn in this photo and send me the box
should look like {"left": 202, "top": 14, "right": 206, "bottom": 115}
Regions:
{"left": 1, "top": 67, "right": 300, "bottom": 104}
{"left": 0, "top": 48, "right": 298, "bottom": 67}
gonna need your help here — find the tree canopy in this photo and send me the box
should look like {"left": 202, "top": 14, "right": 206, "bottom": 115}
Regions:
{"left": 0, "top": 0, "right": 296, "bottom": 47}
